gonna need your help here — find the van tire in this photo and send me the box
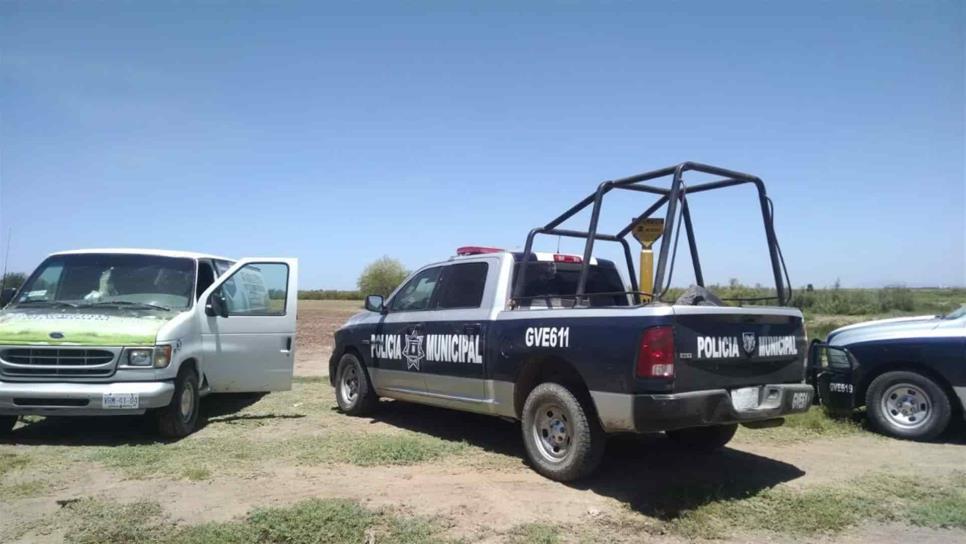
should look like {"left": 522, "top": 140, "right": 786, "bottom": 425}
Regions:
{"left": 666, "top": 423, "right": 738, "bottom": 452}
{"left": 866, "top": 371, "right": 950, "bottom": 441}
{"left": 156, "top": 367, "right": 200, "bottom": 439}
{"left": 335, "top": 353, "right": 378, "bottom": 416}
{"left": 521, "top": 382, "right": 605, "bottom": 482}
{"left": 0, "top": 415, "right": 16, "bottom": 434}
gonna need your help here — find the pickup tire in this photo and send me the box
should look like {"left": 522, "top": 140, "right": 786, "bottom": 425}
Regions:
{"left": 0, "top": 415, "right": 16, "bottom": 434}
{"left": 521, "top": 382, "right": 604, "bottom": 482}
{"left": 156, "top": 367, "right": 200, "bottom": 439}
{"left": 666, "top": 423, "right": 738, "bottom": 452}
{"left": 335, "top": 353, "right": 378, "bottom": 416}
{"left": 866, "top": 371, "right": 951, "bottom": 441}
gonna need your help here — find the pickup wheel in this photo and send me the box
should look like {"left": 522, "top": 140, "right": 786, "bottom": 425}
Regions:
{"left": 521, "top": 382, "right": 605, "bottom": 482}
{"left": 156, "top": 367, "right": 200, "bottom": 439}
{"left": 666, "top": 423, "right": 738, "bottom": 452}
{"left": 0, "top": 415, "right": 16, "bottom": 434}
{"left": 866, "top": 371, "right": 951, "bottom": 441}
{"left": 335, "top": 353, "right": 378, "bottom": 416}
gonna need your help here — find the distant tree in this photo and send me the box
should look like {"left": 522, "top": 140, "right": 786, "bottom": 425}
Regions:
{"left": 0, "top": 272, "right": 26, "bottom": 291}
{"left": 357, "top": 257, "right": 409, "bottom": 298}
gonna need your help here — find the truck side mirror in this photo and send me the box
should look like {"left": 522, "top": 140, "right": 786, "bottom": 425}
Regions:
{"left": 206, "top": 291, "right": 230, "bottom": 318}
{"left": 0, "top": 288, "right": 15, "bottom": 308}
{"left": 364, "top": 295, "right": 385, "bottom": 313}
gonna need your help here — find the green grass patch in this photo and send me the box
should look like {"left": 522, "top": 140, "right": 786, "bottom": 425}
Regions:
{"left": 736, "top": 407, "right": 865, "bottom": 444}
{"left": 77, "top": 380, "right": 466, "bottom": 479}
{"left": 507, "top": 523, "right": 561, "bottom": 544}
{"left": 65, "top": 500, "right": 167, "bottom": 544}
{"left": 667, "top": 472, "right": 966, "bottom": 539}
{"left": 294, "top": 432, "right": 469, "bottom": 466}
{"left": 0, "top": 452, "right": 29, "bottom": 476}
{"left": 908, "top": 493, "right": 966, "bottom": 528}
{"left": 88, "top": 431, "right": 468, "bottom": 480}
{"left": 181, "top": 467, "right": 211, "bottom": 481}
{"left": 0, "top": 479, "right": 49, "bottom": 499}
{"left": 59, "top": 497, "right": 451, "bottom": 544}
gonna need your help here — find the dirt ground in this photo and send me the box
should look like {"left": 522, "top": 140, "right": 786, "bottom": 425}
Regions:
{"left": 1, "top": 300, "right": 965, "bottom": 543}
{"left": 294, "top": 300, "right": 363, "bottom": 377}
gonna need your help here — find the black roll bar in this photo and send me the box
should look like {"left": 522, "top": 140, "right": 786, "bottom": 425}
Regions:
{"left": 511, "top": 162, "right": 791, "bottom": 307}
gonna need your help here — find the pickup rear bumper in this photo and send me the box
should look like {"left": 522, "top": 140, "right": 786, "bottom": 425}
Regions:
{"left": 0, "top": 381, "right": 175, "bottom": 416}
{"left": 591, "top": 383, "right": 814, "bottom": 434}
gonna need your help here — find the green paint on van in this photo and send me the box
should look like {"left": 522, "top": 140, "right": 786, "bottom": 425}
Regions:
{"left": 0, "top": 310, "right": 173, "bottom": 346}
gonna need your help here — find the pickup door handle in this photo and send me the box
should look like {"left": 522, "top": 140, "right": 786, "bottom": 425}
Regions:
{"left": 463, "top": 323, "right": 481, "bottom": 335}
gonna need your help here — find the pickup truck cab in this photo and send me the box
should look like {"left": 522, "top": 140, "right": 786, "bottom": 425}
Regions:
{"left": 331, "top": 162, "right": 814, "bottom": 481}
{"left": 811, "top": 306, "right": 966, "bottom": 441}
{"left": 0, "top": 249, "right": 298, "bottom": 438}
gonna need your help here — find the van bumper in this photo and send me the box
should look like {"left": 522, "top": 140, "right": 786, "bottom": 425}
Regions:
{"left": 0, "top": 381, "right": 175, "bottom": 416}
{"left": 591, "top": 384, "right": 814, "bottom": 433}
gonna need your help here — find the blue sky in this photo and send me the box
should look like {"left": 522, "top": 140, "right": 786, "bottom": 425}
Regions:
{"left": 1, "top": 1, "right": 963, "bottom": 290}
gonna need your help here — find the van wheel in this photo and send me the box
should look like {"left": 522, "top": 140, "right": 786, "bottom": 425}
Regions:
{"left": 0, "top": 415, "right": 16, "bottom": 434}
{"left": 521, "top": 382, "right": 605, "bottom": 482}
{"left": 866, "top": 371, "right": 951, "bottom": 441}
{"left": 666, "top": 423, "right": 738, "bottom": 452}
{"left": 156, "top": 367, "right": 200, "bottom": 439}
{"left": 335, "top": 353, "right": 378, "bottom": 416}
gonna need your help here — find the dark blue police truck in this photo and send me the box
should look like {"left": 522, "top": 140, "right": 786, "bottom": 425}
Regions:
{"left": 330, "top": 163, "right": 814, "bottom": 481}
{"left": 811, "top": 308, "right": 966, "bottom": 441}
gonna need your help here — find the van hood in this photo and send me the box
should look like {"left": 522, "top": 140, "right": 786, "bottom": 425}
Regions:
{"left": 0, "top": 307, "right": 176, "bottom": 346}
{"left": 827, "top": 314, "right": 940, "bottom": 347}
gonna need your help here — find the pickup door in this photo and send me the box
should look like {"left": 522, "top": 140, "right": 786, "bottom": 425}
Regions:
{"left": 672, "top": 306, "right": 807, "bottom": 392}
{"left": 372, "top": 259, "right": 493, "bottom": 403}
{"left": 199, "top": 258, "right": 299, "bottom": 392}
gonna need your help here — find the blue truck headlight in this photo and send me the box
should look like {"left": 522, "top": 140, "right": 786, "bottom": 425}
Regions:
{"left": 127, "top": 349, "right": 153, "bottom": 366}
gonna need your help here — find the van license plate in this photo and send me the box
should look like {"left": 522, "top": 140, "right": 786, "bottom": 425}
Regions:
{"left": 730, "top": 387, "right": 760, "bottom": 411}
{"left": 102, "top": 393, "right": 139, "bottom": 409}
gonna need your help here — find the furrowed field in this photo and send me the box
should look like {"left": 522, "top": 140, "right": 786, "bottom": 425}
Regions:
{"left": 2, "top": 291, "right": 965, "bottom": 544}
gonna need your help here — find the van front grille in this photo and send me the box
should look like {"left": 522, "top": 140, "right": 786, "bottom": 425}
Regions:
{"left": 0, "top": 348, "right": 117, "bottom": 377}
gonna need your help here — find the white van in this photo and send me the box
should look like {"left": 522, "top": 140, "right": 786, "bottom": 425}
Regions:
{"left": 0, "top": 249, "right": 298, "bottom": 437}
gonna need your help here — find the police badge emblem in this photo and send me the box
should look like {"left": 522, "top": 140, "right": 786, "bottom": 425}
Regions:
{"left": 742, "top": 332, "right": 757, "bottom": 356}
{"left": 402, "top": 329, "right": 426, "bottom": 370}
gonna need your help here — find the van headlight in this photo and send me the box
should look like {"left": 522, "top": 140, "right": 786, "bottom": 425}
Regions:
{"left": 153, "top": 345, "right": 172, "bottom": 368}
{"left": 127, "top": 349, "right": 153, "bottom": 367}
{"left": 126, "top": 345, "right": 173, "bottom": 368}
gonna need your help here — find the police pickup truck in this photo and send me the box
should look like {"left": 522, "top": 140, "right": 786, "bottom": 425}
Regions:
{"left": 330, "top": 162, "right": 814, "bottom": 481}
{"left": 811, "top": 305, "right": 966, "bottom": 441}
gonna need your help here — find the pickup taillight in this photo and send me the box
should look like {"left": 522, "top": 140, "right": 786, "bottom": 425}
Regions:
{"left": 636, "top": 326, "right": 675, "bottom": 378}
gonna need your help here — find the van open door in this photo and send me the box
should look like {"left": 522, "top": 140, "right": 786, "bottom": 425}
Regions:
{"left": 199, "top": 258, "right": 298, "bottom": 392}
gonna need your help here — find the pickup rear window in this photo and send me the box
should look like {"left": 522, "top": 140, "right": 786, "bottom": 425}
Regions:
{"left": 512, "top": 262, "right": 628, "bottom": 307}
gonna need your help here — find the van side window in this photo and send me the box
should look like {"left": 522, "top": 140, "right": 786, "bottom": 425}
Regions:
{"left": 218, "top": 263, "right": 289, "bottom": 316}
{"left": 389, "top": 267, "right": 441, "bottom": 312}
{"left": 196, "top": 261, "right": 216, "bottom": 299}
{"left": 436, "top": 262, "right": 488, "bottom": 309}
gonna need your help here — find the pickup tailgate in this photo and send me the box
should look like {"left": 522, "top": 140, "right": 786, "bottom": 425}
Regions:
{"left": 671, "top": 307, "right": 807, "bottom": 392}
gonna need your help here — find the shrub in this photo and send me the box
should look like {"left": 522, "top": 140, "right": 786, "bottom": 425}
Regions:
{"left": 357, "top": 257, "right": 409, "bottom": 298}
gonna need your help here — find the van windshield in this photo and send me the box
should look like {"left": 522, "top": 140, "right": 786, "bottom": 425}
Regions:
{"left": 512, "top": 262, "right": 629, "bottom": 307}
{"left": 15, "top": 254, "right": 195, "bottom": 311}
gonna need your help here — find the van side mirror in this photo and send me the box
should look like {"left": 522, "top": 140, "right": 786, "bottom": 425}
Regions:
{"left": 0, "top": 288, "right": 15, "bottom": 308}
{"left": 206, "top": 291, "right": 230, "bottom": 318}
{"left": 364, "top": 295, "right": 385, "bottom": 313}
